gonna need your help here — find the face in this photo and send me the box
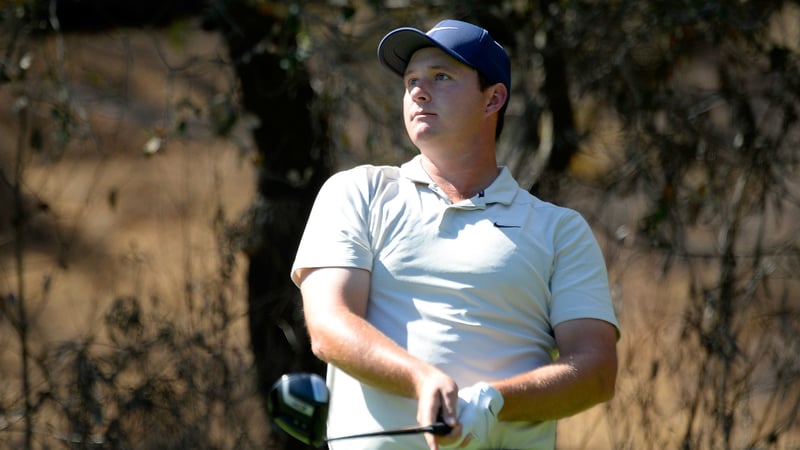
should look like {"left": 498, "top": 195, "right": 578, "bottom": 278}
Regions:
{"left": 402, "top": 47, "right": 496, "bottom": 148}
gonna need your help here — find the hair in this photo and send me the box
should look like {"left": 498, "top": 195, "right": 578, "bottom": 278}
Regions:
{"left": 478, "top": 72, "right": 507, "bottom": 140}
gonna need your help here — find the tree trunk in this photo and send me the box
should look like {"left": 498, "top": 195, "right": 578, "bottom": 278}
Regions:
{"left": 531, "top": 0, "right": 579, "bottom": 198}
{"left": 209, "top": 2, "right": 331, "bottom": 448}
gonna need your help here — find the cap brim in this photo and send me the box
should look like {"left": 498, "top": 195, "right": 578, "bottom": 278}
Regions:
{"left": 378, "top": 27, "right": 473, "bottom": 78}
{"left": 378, "top": 28, "right": 436, "bottom": 77}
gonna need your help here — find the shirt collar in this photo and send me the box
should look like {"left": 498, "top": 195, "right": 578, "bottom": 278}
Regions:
{"left": 400, "top": 155, "right": 520, "bottom": 206}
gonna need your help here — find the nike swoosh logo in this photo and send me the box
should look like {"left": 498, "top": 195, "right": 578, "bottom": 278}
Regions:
{"left": 493, "top": 222, "right": 520, "bottom": 228}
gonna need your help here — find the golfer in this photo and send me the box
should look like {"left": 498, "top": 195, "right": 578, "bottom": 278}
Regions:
{"left": 291, "top": 19, "right": 620, "bottom": 450}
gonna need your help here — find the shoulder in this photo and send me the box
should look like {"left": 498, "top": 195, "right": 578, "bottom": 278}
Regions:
{"left": 320, "top": 164, "right": 402, "bottom": 197}
{"left": 327, "top": 164, "right": 402, "bottom": 186}
{"left": 513, "top": 192, "right": 595, "bottom": 240}
{"left": 520, "top": 191, "right": 587, "bottom": 223}
{"left": 312, "top": 165, "right": 409, "bottom": 217}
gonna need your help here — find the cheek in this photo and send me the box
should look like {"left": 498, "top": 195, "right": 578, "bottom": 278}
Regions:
{"left": 402, "top": 95, "right": 414, "bottom": 125}
{"left": 402, "top": 92, "right": 413, "bottom": 114}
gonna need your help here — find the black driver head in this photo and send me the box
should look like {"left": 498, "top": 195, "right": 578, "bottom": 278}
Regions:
{"left": 267, "top": 373, "right": 330, "bottom": 448}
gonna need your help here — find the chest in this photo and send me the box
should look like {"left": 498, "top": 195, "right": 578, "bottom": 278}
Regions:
{"left": 367, "top": 186, "right": 553, "bottom": 290}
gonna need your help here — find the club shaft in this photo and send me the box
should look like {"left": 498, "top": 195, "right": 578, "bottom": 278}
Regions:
{"left": 325, "top": 422, "right": 450, "bottom": 442}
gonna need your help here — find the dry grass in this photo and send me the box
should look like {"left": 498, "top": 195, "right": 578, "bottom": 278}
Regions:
{"left": 1, "top": 26, "right": 264, "bottom": 448}
{"left": 1, "top": 26, "right": 255, "bottom": 333}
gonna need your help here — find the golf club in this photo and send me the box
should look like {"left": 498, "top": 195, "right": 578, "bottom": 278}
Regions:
{"left": 268, "top": 373, "right": 452, "bottom": 448}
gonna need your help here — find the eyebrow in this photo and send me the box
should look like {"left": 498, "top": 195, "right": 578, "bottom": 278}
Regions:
{"left": 404, "top": 64, "right": 452, "bottom": 77}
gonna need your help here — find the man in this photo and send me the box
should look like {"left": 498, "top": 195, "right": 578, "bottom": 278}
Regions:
{"left": 291, "top": 19, "right": 619, "bottom": 450}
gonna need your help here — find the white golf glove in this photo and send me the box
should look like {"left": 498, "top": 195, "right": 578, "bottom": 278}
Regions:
{"left": 442, "top": 381, "right": 504, "bottom": 449}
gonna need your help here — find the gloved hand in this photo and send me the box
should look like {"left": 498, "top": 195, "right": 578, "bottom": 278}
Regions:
{"left": 442, "top": 382, "right": 504, "bottom": 449}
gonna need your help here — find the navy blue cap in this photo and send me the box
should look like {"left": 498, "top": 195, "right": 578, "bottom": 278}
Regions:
{"left": 377, "top": 20, "right": 511, "bottom": 103}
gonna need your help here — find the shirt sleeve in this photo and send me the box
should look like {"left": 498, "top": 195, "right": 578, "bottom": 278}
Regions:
{"left": 290, "top": 167, "right": 374, "bottom": 287}
{"left": 549, "top": 210, "right": 620, "bottom": 336}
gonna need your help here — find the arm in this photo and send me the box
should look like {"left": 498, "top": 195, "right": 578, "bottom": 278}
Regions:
{"left": 298, "top": 266, "right": 462, "bottom": 448}
{"left": 491, "top": 318, "right": 618, "bottom": 422}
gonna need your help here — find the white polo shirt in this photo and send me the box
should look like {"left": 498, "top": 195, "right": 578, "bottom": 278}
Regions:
{"left": 291, "top": 156, "right": 619, "bottom": 449}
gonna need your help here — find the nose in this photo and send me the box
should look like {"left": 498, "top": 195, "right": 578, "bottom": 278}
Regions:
{"left": 409, "top": 82, "right": 430, "bottom": 103}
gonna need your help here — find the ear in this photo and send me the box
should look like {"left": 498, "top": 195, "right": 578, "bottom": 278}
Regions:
{"left": 485, "top": 83, "right": 508, "bottom": 114}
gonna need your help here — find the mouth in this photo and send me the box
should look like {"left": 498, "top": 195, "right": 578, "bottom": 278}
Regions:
{"left": 411, "top": 110, "right": 436, "bottom": 120}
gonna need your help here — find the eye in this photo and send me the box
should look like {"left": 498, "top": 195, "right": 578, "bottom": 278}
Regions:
{"left": 406, "top": 77, "right": 419, "bottom": 88}
{"left": 435, "top": 73, "right": 450, "bottom": 81}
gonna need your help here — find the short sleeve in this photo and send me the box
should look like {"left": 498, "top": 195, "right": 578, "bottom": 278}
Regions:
{"left": 290, "top": 168, "right": 374, "bottom": 286}
{"left": 549, "top": 211, "right": 620, "bottom": 335}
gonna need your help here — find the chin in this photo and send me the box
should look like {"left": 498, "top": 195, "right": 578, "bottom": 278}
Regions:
{"left": 409, "top": 133, "right": 434, "bottom": 148}
{"left": 408, "top": 126, "right": 437, "bottom": 142}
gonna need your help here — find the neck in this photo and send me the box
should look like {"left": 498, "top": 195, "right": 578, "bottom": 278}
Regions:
{"left": 419, "top": 150, "right": 500, "bottom": 203}
{"left": 413, "top": 120, "right": 500, "bottom": 202}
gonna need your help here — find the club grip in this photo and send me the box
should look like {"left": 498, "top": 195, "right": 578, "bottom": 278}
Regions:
{"left": 429, "top": 421, "right": 452, "bottom": 435}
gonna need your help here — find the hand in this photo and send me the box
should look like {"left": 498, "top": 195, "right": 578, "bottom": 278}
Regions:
{"left": 441, "top": 382, "right": 504, "bottom": 449}
{"left": 414, "top": 369, "right": 460, "bottom": 450}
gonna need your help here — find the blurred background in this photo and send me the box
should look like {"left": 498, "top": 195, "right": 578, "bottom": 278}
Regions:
{"left": 1, "top": 1, "right": 799, "bottom": 449}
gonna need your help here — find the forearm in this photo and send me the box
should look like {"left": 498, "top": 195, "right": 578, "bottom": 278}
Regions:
{"left": 492, "top": 351, "right": 617, "bottom": 423}
{"left": 300, "top": 267, "right": 437, "bottom": 400}
{"left": 305, "top": 306, "right": 433, "bottom": 399}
